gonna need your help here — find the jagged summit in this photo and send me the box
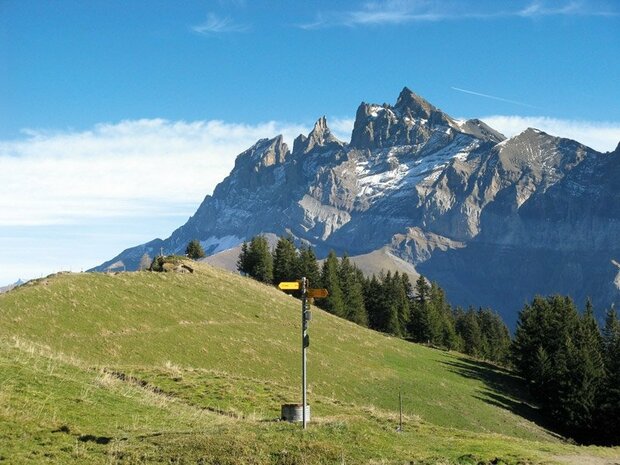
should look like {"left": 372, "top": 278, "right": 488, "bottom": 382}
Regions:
{"left": 394, "top": 87, "right": 439, "bottom": 118}
{"left": 293, "top": 116, "right": 344, "bottom": 155}
{"left": 234, "top": 135, "right": 289, "bottom": 169}
{"left": 350, "top": 87, "right": 456, "bottom": 150}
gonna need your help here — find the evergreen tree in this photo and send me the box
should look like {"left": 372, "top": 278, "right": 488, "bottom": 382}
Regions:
{"left": 451, "top": 307, "right": 466, "bottom": 352}
{"left": 237, "top": 241, "right": 249, "bottom": 274}
{"left": 409, "top": 275, "right": 430, "bottom": 341}
{"left": 380, "top": 271, "right": 403, "bottom": 336}
{"left": 246, "top": 235, "right": 273, "bottom": 284}
{"left": 439, "top": 309, "right": 460, "bottom": 351}
{"left": 395, "top": 272, "right": 411, "bottom": 336}
{"left": 320, "top": 251, "right": 345, "bottom": 317}
{"left": 272, "top": 236, "right": 298, "bottom": 285}
{"left": 427, "top": 282, "right": 447, "bottom": 345}
{"left": 511, "top": 295, "right": 610, "bottom": 441}
{"left": 297, "top": 245, "right": 321, "bottom": 289}
{"left": 477, "top": 308, "right": 511, "bottom": 364}
{"left": 599, "top": 305, "right": 620, "bottom": 443}
{"left": 185, "top": 239, "right": 206, "bottom": 259}
{"left": 456, "top": 307, "right": 483, "bottom": 357}
{"left": 364, "top": 274, "right": 385, "bottom": 331}
{"left": 602, "top": 305, "right": 620, "bottom": 355}
{"left": 512, "top": 295, "right": 580, "bottom": 383}
{"left": 338, "top": 255, "right": 368, "bottom": 326}
{"left": 410, "top": 276, "right": 444, "bottom": 344}
{"left": 563, "top": 300, "right": 605, "bottom": 435}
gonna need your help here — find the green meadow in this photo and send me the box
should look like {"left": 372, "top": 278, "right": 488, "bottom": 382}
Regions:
{"left": 1, "top": 263, "right": 618, "bottom": 464}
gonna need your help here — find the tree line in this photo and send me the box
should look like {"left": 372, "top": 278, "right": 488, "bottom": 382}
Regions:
{"left": 512, "top": 296, "right": 620, "bottom": 444}
{"left": 237, "top": 235, "right": 511, "bottom": 364}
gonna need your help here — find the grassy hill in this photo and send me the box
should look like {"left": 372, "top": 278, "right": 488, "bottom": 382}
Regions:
{"left": 1, "top": 263, "right": 618, "bottom": 464}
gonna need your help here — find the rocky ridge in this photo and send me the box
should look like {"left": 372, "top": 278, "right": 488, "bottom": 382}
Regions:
{"left": 94, "top": 87, "right": 620, "bottom": 326}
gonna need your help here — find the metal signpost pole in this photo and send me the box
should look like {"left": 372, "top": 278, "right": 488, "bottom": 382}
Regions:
{"left": 278, "top": 278, "right": 327, "bottom": 428}
{"left": 301, "top": 276, "right": 308, "bottom": 430}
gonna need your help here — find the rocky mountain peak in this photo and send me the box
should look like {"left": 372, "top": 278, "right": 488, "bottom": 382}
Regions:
{"left": 234, "top": 135, "right": 289, "bottom": 171}
{"left": 455, "top": 119, "right": 505, "bottom": 143}
{"left": 394, "top": 87, "right": 434, "bottom": 117}
{"left": 350, "top": 87, "right": 455, "bottom": 150}
{"left": 293, "top": 116, "right": 344, "bottom": 155}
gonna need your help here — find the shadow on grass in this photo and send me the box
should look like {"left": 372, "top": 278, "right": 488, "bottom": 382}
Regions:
{"left": 442, "top": 358, "right": 562, "bottom": 437}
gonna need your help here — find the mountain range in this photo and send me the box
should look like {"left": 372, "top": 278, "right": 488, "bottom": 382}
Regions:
{"left": 94, "top": 87, "right": 620, "bottom": 327}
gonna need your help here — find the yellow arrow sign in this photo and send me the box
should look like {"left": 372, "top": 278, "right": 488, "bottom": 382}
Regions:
{"left": 308, "top": 288, "right": 329, "bottom": 298}
{"left": 278, "top": 281, "right": 301, "bottom": 290}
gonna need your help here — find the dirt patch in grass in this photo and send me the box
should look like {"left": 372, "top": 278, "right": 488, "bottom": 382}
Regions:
{"left": 553, "top": 455, "right": 620, "bottom": 465}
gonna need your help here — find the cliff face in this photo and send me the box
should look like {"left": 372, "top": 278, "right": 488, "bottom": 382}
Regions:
{"left": 94, "top": 88, "right": 620, "bottom": 326}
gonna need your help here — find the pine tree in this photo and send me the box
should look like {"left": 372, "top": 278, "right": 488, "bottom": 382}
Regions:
{"left": 512, "top": 295, "right": 579, "bottom": 382}
{"left": 511, "top": 295, "right": 605, "bottom": 441}
{"left": 379, "top": 271, "right": 402, "bottom": 336}
{"left": 563, "top": 300, "right": 604, "bottom": 435}
{"left": 410, "top": 276, "right": 445, "bottom": 344}
{"left": 364, "top": 274, "right": 384, "bottom": 331}
{"left": 272, "top": 236, "right": 298, "bottom": 284}
{"left": 237, "top": 241, "right": 249, "bottom": 274}
{"left": 477, "top": 308, "right": 511, "bottom": 364}
{"left": 320, "top": 251, "right": 345, "bottom": 317}
{"left": 599, "top": 305, "right": 620, "bottom": 443}
{"left": 297, "top": 245, "right": 321, "bottom": 289}
{"left": 246, "top": 235, "right": 273, "bottom": 284}
{"left": 456, "top": 307, "right": 483, "bottom": 357}
{"left": 409, "top": 275, "right": 430, "bottom": 341}
{"left": 394, "top": 272, "right": 410, "bottom": 337}
{"left": 427, "top": 282, "right": 447, "bottom": 345}
{"left": 185, "top": 239, "right": 206, "bottom": 259}
{"left": 338, "top": 255, "right": 368, "bottom": 326}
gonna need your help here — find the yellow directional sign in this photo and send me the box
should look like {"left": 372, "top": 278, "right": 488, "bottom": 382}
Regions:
{"left": 278, "top": 281, "right": 300, "bottom": 290}
{"left": 307, "top": 288, "right": 329, "bottom": 298}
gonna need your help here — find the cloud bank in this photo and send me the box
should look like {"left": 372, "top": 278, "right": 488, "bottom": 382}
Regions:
{"left": 0, "top": 119, "right": 308, "bottom": 227}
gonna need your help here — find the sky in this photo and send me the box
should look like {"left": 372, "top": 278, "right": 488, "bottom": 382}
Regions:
{"left": 1, "top": 0, "right": 619, "bottom": 285}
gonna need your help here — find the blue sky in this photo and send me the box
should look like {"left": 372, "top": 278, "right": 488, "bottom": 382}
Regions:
{"left": 1, "top": 0, "right": 619, "bottom": 285}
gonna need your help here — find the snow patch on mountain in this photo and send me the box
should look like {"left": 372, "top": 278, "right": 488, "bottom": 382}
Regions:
{"left": 200, "top": 235, "right": 242, "bottom": 255}
{"left": 354, "top": 135, "right": 480, "bottom": 200}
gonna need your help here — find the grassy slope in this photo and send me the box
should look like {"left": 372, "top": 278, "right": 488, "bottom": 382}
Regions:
{"left": 1, "top": 264, "right": 618, "bottom": 464}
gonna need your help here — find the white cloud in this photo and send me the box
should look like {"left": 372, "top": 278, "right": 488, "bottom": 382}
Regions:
{"left": 191, "top": 13, "right": 249, "bottom": 34}
{"left": 300, "top": 0, "right": 617, "bottom": 29}
{"left": 0, "top": 119, "right": 309, "bottom": 227}
{"left": 480, "top": 115, "right": 620, "bottom": 152}
{"left": 328, "top": 117, "right": 355, "bottom": 142}
{"left": 518, "top": 0, "right": 617, "bottom": 18}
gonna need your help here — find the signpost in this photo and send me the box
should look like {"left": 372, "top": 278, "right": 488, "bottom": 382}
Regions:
{"left": 278, "top": 277, "right": 328, "bottom": 429}
{"left": 307, "top": 288, "right": 328, "bottom": 298}
{"left": 278, "top": 281, "right": 301, "bottom": 290}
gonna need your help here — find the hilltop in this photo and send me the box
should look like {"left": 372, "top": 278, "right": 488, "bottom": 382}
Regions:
{"left": 1, "top": 263, "right": 619, "bottom": 463}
